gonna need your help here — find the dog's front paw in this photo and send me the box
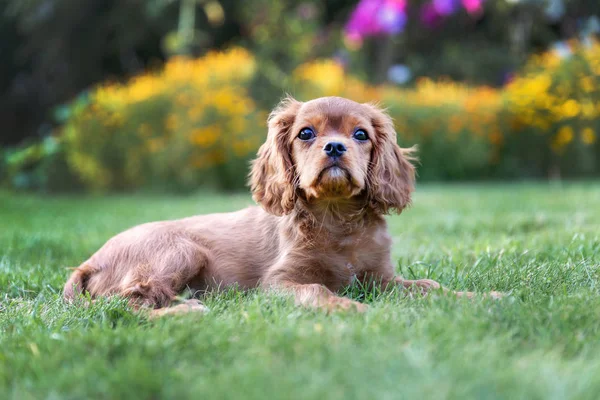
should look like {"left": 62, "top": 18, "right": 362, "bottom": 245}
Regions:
{"left": 401, "top": 279, "right": 443, "bottom": 297}
{"left": 148, "top": 299, "right": 209, "bottom": 318}
{"left": 455, "top": 290, "right": 505, "bottom": 300}
{"left": 326, "top": 297, "right": 368, "bottom": 313}
{"left": 487, "top": 291, "right": 505, "bottom": 300}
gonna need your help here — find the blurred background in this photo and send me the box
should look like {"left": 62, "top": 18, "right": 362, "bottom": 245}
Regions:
{"left": 0, "top": 0, "right": 599, "bottom": 193}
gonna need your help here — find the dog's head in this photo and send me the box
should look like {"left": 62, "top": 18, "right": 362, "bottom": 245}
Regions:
{"left": 250, "top": 96, "right": 415, "bottom": 216}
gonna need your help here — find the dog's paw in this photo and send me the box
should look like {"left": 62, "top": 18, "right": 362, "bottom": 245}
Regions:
{"left": 148, "top": 299, "right": 209, "bottom": 318}
{"left": 487, "top": 291, "right": 505, "bottom": 300}
{"left": 326, "top": 297, "right": 368, "bottom": 313}
{"left": 455, "top": 290, "right": 505, "bottom": 300}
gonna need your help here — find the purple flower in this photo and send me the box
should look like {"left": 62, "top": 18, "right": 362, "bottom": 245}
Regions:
{"left": 345, "top": 0, "right": 486, "bottom": 42}
{"left": 420, "top": 3, "right": 442, "bottom": 28}
{"left": 433, "top": 0, "right": 458, "bottom": 16}
{"left": 377, "top": 2, "right": 408, "bottom": 34}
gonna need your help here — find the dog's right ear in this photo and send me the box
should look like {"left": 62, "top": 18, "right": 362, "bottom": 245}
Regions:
{"left": 250, "top": 96, "right": 302, "bottom": 216}
{"left": 363, "top": 102, "right": 416, "bottom": 215}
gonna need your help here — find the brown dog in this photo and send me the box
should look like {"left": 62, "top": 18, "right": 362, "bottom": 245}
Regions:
{"left": 64, "top": 96, "right": 500, "bottom": 316}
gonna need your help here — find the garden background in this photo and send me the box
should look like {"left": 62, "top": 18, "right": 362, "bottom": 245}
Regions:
{"left": 2, "top": 0, "right": 599, "bottom": 193}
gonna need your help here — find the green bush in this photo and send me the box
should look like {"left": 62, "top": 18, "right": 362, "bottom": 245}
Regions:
{"left": 59, "top": 48, "right": 264, "bottom": 193}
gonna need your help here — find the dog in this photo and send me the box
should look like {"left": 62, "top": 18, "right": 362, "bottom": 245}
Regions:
{"left": 64, "top": 96, "right": 501, "bottom": 316}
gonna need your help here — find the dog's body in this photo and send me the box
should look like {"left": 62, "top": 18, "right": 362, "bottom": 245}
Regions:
{"left": 65, "top": 202, "right": 394, "bottom": 313}
{"left": 64, "top": 96, "right": 498, "bottom": 315}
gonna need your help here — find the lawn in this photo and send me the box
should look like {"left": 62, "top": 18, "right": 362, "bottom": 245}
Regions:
{"left": 1, "top": 183, "right": 600, "bottom": 399}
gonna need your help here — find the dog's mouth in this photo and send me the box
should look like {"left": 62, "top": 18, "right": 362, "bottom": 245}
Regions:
{"left": 305, "top": 163, "right": 363, "bottom": 200}
{"left": 316, "top": 165, "right": 352, "bottom": 183}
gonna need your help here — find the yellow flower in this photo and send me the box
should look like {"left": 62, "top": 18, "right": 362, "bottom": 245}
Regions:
{"left": 552, "top": 125, "right": 574, "bottom": 152}
{"left": 581, "top": 102, "right": 597, "bottom": 119}
{"left": 230, "top": 117, "right": 247, "bottom": 134}
{"left": 165, "top": 115, "right": 180, "bottom": 132}
{"left": 176, "top": 93, "right": 191, "bottom": 106}
{"left": 189, "top": 126, "right": 220, "bottom": 147}
{"left": 187, "top": 106, "right": 204, "bottom": 121}
{"left": 561, "top": 100, "right": 581, "bottom": 118}
{"left": 292, "top": 60, "right": 346, "bottom": 97}
{"left": 232, "top": 140, "right": 253, "bottom": 157}
{"left": 147, "top": 138, "right": 164, "bottom": 153}
{"left": 581, "top": 127, "right": 596, "bottom": 145}
{"left": 580, "top": 76, "right": 595, "bottom": 93}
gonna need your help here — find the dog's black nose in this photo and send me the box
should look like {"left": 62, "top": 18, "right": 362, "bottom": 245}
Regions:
{"left": 323, "top": 142, "right": 347, "bottom": 158}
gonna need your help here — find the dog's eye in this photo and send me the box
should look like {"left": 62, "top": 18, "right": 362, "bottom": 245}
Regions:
{"left": 353, "top": 129, "right": 369, "bottom": 141}
{"left": 298, "top": 127, "right": 315, "bottom": 141}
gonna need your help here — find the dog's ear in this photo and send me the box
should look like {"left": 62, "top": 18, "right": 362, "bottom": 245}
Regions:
{"left": 364, "top": 103, "right": 416, "bottom": 214}
{"left": 250, "top": 96, "right": 302, "bottom": 216}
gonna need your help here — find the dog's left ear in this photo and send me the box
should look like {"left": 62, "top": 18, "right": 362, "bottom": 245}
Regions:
{"left": 365, "top": 103, "right": 416, "bottom": 214}
{"left": 249, "top": 96, "right": 302, "bottom": 216}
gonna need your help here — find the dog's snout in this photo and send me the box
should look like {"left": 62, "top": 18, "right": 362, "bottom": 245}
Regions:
{"left": 323, "top": 142, "right": 347, "bottom": 158}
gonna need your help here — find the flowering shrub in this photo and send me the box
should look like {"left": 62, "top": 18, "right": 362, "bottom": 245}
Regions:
{"left": 295, "top": 43, "right": 600, "bottom": 180}
{"left": 382, "top": 81, "right": 503, "bottom": 179}
{"left": 7, "top": 42, "right": 600, "bottom": 192}
{"left": 292, "top": 60, "right": 377, "bottom": 102}
{"left": 503, "top": 40, "right": 600, "bottom": 177}
{"left": 292, "top": 61, "right": 503, "bottom": 179}
{"left": 61, "top": 47, "right": 264, "bottom": 192}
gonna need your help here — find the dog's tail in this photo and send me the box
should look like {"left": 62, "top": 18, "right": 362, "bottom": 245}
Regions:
{"left": 63, "top": 263, "right": 97, "bottom": 300}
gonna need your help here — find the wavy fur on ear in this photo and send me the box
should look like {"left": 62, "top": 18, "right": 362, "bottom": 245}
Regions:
{"left": 249, "top": 96, "right": 303, "bottom": 216}
{"left": 364, "top": 103, "right": 416, "bottom": 214}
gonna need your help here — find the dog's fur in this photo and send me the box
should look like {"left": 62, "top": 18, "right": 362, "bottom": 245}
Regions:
{"left": 64, "top": 96, "right": 499, "bottom": 316}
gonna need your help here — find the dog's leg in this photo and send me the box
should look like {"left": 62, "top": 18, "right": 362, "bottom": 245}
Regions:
{"left": 147, "top": 299, "right": 209, "bottom": 318}
{"left": 270, "top": 282, "right": 368, "bottom": 313}
{"left": 122, "top": 249, "right": 211, "bottom": 316}
{"left": 263, "top": 258, "right": 368, "bottom": 312}
{"left": 67, "top": 240, "right": 213, "bottom": 317}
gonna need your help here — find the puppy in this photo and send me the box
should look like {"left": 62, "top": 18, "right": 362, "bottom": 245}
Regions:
{"left": 64, "top": 96, "right": 499, "bottom": 316}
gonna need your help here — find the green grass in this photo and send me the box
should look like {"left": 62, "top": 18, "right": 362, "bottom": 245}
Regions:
{"left": 1, "top": 183, "right": 600, "bottom": 399}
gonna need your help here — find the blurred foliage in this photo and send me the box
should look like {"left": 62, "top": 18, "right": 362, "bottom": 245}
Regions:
{"left": 3, "top": 39, "right": 599, "bottom": 192}
{"left": 503, "top": 38, "right": 600, "bottom": 178}
{"left": 2, "top": 0, "right": 600, "bottom": 190}
{"left": 0, "top": 0, "right": 239, "bottom": 146}
{"left": 59, "top": 48, "right": 263, "bottom": 192}
{"left": 0, "top": 136, "right": 81, "bottom": 191}
{"left": 238, "top": 1, "right": 343, "bottom": 108}
{"left": 3, "top": 0, "right": 600, "bottom": 147}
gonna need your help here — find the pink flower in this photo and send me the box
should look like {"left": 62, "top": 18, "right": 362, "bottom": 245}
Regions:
{"left": 461, "top": 0, "right": 483, "bottom": 15}
{"left": 345, "top": 0, "right": 408, "bottom": 40}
